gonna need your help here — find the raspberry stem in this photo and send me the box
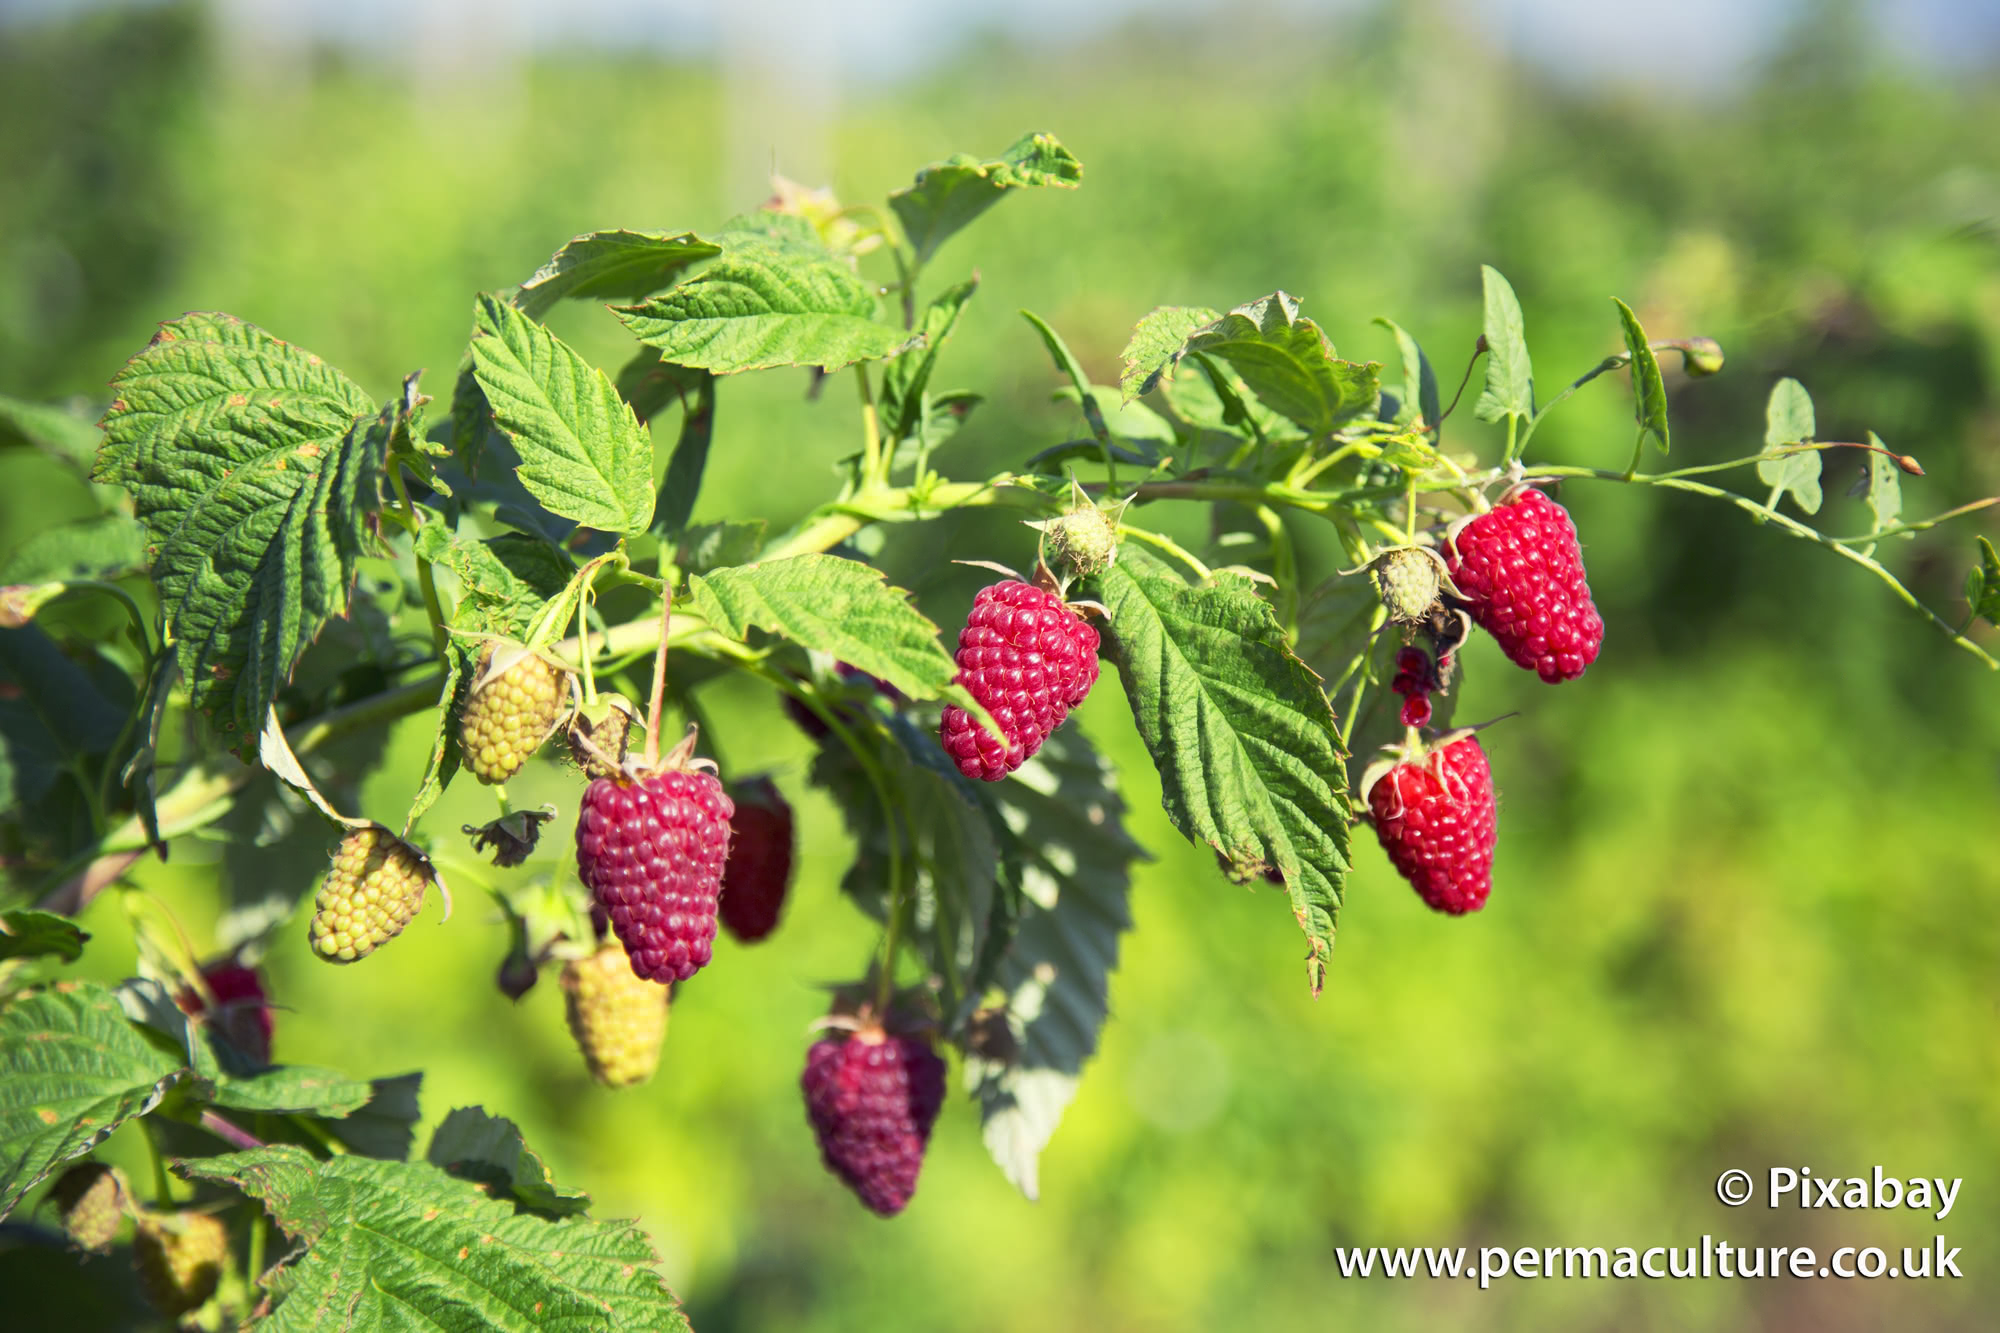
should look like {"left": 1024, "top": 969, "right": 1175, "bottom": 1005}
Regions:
{"left": 645, "top": 588, "right": 672, "bottom": 770}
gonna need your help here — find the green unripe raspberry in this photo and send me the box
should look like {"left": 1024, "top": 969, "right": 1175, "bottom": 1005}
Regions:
{"left": 1372, "top": 546, "right": 1446, "bottom": 624}
{"left": 309, "top": 826, "right": 432, "bottom": 963}
{"left": 566, "top": 695, "right": 637, "bottom": 781}
{"left": 49, "top": 1162, "right": 128, "bottom": 1253}
{"left": 133, "top": 1209, "right": 227, "bottom": 1317}
{"left": 460, "top": 644, "right": 569, "bottom": 785}
{"left": 561, "top": 941, "right": 669, "bottom": 1088}
{"left": 1046, "top": 504, "right": 1119, "bottom": 578}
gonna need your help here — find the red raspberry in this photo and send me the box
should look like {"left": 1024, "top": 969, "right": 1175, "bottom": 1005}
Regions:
{"left": 576, "top": 769, "right": 734, "bottom": 983}
{"left": 175, "top": 961, "right": 274, "bottom": 1065}
{"left": 1444, "top": 487, "right": 1603, "bottom": 683}
{"left": 1366, "top": 735, "right": 1497, "bottom": 915}
{"left": 718, "top": 777, "right": 795, "bottom": 943}
{"left": 1399, "top": 694, "right": 1432, "bottom": 728}
{"left": 939, "top": 580, "right": 1100, "bottom": 781}
{"left": 800, "top": 1026, "right": 947, "bottom": 1217}
{"left": 1395, "top": 646, "right": 1429, "bottom": 677}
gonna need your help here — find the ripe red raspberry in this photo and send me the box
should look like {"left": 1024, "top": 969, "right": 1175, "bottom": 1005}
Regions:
{"left": 576, "top": 768, "right": 734, "bottom": 983}
{"left": 718, "top": 777, "right": 795, "bottom": 943}
{"left": 175, "top": 961, "right": 274, "bottom": 1065}
{"left": 1399, "top": 694, "right": 1432, "bottom": 728}
{"left": 1444, "top": 486, "right": 1603, "bottom": 683}
{"left": 800, "top": 1025, "right": 947, "bottom": 1217}
{"left": 1365, "top": 735, "right": 1497, "bottom": 915}
{"left": 939, "top": 580, "right": 1100, "bottom": 781}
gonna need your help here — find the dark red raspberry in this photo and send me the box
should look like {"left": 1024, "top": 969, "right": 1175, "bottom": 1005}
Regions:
{"left": 1400, "top": 694, "right": 1432, "bottom": 728}
{"left": 801, "top": 1026, "right": 947, "bottom": 1217}
{"left": 1444, "top": 486, "right": 1603, "bottom": 683}
{"left": 1366, "top": 735, "right": 1496, "bottom": 915}
{"left": 176, "top": 961, "right": 273, "bottom": 1065}
{"left": 718, "top": 777, "right": 795, "bottom": 943}
{"left": 939, "top": 580, "right": 1100, "bottom": 781}
{"left": 576, "top": 769, "right": 734, "bottom": 983}
{"left": 1395, "top": 646, "right": 1428, "bottom": 677}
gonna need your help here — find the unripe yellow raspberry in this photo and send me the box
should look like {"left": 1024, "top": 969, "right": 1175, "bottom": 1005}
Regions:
{"left": 460, "top": 643, "right": 569, "bottom": 784}
{"left": 561, "top": 941, "right": 669, "bottom": 1088}
{"left": 132, "top": 1209, "right": 227, "bottom": 1317}
{"left": 309, "top": 826, "right": 432, "bottom": 963}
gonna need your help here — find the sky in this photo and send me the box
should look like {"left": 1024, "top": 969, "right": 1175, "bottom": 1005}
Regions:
{"left": 1, "top": 0, "right": 1997, "bottom": 90}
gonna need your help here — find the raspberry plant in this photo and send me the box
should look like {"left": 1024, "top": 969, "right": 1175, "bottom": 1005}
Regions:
{"left": 1, "top": 131, "right": 1996, "bottom": 1325}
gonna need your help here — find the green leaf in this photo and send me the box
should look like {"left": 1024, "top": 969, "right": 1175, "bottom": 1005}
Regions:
{"left": 686, "top": 555, "right": 959, "bottom": 701}
{"left": 968, "top": 729, "right": 1139, "bottom": 1200}
{"left": 0, "top": 910, "right": 88, "bottom": 963}
{"left": 1970, "top": 537, "right": 2000, "bottom": 628}
{"left": 402, "top": 642, "right": 473, "bottom": 834}
{"left": 97, "top": 314, "right": 388, "bottom": 755}
{"left": 0, "top": 394, "right": 102, "bottom": 476}
{"left": 653, "top": 372, "right": 715, "bottom": 537}
{"left": 1613, "top": 298, "right": 1670, "bottom": 455}
{"left": 319, "top": 1072, "right": 423, "bottom": 1160}
{"left": 1863, "top": 430, "right": 1903, "bottom": 542}
{"left": 418, "top": 528, "right": 574, "bottom": 640}
{"left": 1759, "top": 377, "right": 1822, "bottom": 516}
{"left": 469, "top": 295, "right": 655, "bottom": 535}
{"left": 1119, "top": 306, "right": 1221, "bottom": 402}
{"left": 1020, "top": 311, "right": 1115, "bottom": 449}
{"left": 1161, "top": 356, "right": 1300, "bottom": 444}
{"left": 515, "top": 230, "right": 722, "bottom": 320}
{"left": 428, "top": 1106, "right": 590, "bottom": 1216}
{"left": 613, "top": 246, "right": 910, "bottom": 375}
{"left": 1099, "top": 547, "right": 1349, "bottom": 995}
{"left": 0, "top": 513, "right": 148, "bottom": 584}
{"left": 1181, "top": 293, "right": 1380, "bottom": 435}
{"left": 179, "top": 1146, "right": 686, "bottom": 1331}
{"left": 0, "top": 981, "right": 185, "bottom": 1217}
{"left": 1055, "top": 387, "right": 1177, "bottom": 445}
{"left": 889, "top": 132, "right": 1082, "bottom": 265}
{"left": 207, "top": 1064, "right": 375, "bottom": 1118}
{"left": 1473, "top": 266, "right": 1534, "bottom": 431}
{"left": 676, "top": 519, "right": 766, "bottom": 574}
{"left": 612, "top": 345, "right": 707, "bottom": 426}
{"left": 1372, "top": 317, "right": 1440, "bottom": 431}
{"left": 880, "top": 277, "right": 978, "bottom": 444}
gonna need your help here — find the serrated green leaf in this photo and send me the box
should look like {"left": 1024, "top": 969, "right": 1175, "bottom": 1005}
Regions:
{"left": 516, "top": 230, "right": 722, "bottom": 320}
{"left": 1182, "top": 293, "right": 1379, "bottom": 435}
{"left": 1474, "top": 266, "right": 1534, "bottom": 430}
{"left": 612, "top": 345, "right": 707, "bottom": 426}
{"left": 179, "top": 1146, "right": 685, "bottom": 1331}
{"left": 428, "top": 1106, "right": 590, "bottom": 1216}
{"left": 403, "top": 642, "right": 472, "bottom": 834}
{"left": 687, "top": 555, "right": 958, "bottom": 700}
{"left": 418, "top": 528, "right": 574, "bottom": 640}
{"left": 1373, "top": 317, "right": 1440, "bottom": 432}
{"left": 0, "top": 981, "right": 185, "bottom": 1217}
{"left": 0, "top": 513, "right": 148, "bottom": 584}
{"left": 470, "top": 295, "right": 655, "bottom": 535}
{"left": 207, "top": 1064, "right": 375, "bottom": 1118}
{"left": 613, "top": 245, "right": 910, "bottom": 375}
{"left": 1099, "top": 546, "right": 1349, "bottom": 995}
{"left": 0, "top": 911, "right": 88, "bottom": 963}
{"left": 676, "top": 519, "right": 765, "bottom": 575}
{"left": 1613, "top": 298, "right": 1669, "bottom": 455}
{"left": 1971, "top": 537, "right": 2000, "bottom": 627}
{"left": 880, "top": 278, "right": 978, "bottom": 445}
{"left": 653, "top": 372, "right": 715, "bottom": 537}
{"left": 889, "top": 132, "right": 1082, "bottom": 264}
{"left": 96, "top": 314, "right": 386, "bottom": 755}
{"left": 968, "top": 729, "right": 1139, "bottom": 1200}
{"left": 320, "top": 1072, "right": 423, "bottom": 1160}
{"left": 1119, "top": 306, "right": 1221, "bottom": 402}
{"left": 1759, "top": 377, "right": 1821, "bottom": 515}
{"left": 1161, "top": 357, "right": 1300, "bottom": 444}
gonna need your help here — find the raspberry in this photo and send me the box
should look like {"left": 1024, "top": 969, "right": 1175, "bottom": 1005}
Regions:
{"left": 1400, "top": 694, "right": 1432, "bottom": 727}
{"left": 718, "top": 776, "right": 795, "bottom": 943}
{"left": 1444, "top": 487, "right": 1603, "bottom": 683}
{"left": 576, "top": 769, "right": 734, "bottom": 983}
{"left": 800, "top": 1026, "right": 947, "bottom": 1217}
{"left": 460, "top": 643, "right": 570, "bottom": 784}
{"left": 133, "top": 1209, "right": 227, "bottom": 1317}
{"left": 1366, "top": 735, "right": 1497, "bottom": 914}
{"left": 49, "top": 1162, "right": 128, "bottom": 1253}
{"left": 561, "top": 940, "right": 669, "bottom": 1087}
{"left": 1372, "top": 546, "right": 1447, "bottom": 624}
{"left": 309, "top": 827, "right": 433, "bottom": 963}
{"left": 1044, "top": 503, "right": 1119, "bottom": 578}
{"left": 175, "top": 960, "right": 274, "bottom": 1064}
{"left": 567, "top": 695, "right": 637, "bottom": 780}
{"left": 938, "top": 580, "right": 1100, "bottom": 781}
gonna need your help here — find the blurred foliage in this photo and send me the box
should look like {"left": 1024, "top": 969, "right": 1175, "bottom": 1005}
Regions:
{"left": 2, "top": 1, "right": 1997, "bottom": 1329}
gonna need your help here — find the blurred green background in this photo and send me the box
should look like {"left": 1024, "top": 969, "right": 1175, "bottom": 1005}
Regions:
{"left": 3, "top": 0, "right": 1998, "bottom": 1328}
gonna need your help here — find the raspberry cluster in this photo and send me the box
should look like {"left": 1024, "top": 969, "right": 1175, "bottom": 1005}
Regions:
{"left": 800, "top": 1027, "right": 948, "bottom": 1217}
{"left": 939, "top": 580, "right": 1100, "bottom": 781}
{"left": 309, "top": 827, "right": 432, "bottom": 963}
{"left": 576, "top": 770, "right": 734, "bottom": 983}
{"left": 561, "top": 940, "right": 670, "bottom": 1088}
{"left": 1367, "top": 735, "right": 1497, "bottom": 915}
{"left": 460, "top": 644, "right": 570, "bottom": 784}
{"left": 1445, "top": 487, "right": 1603, "bottom": 683}
{"left": 718, "top": 777, "right": 795, "bottom": 943}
